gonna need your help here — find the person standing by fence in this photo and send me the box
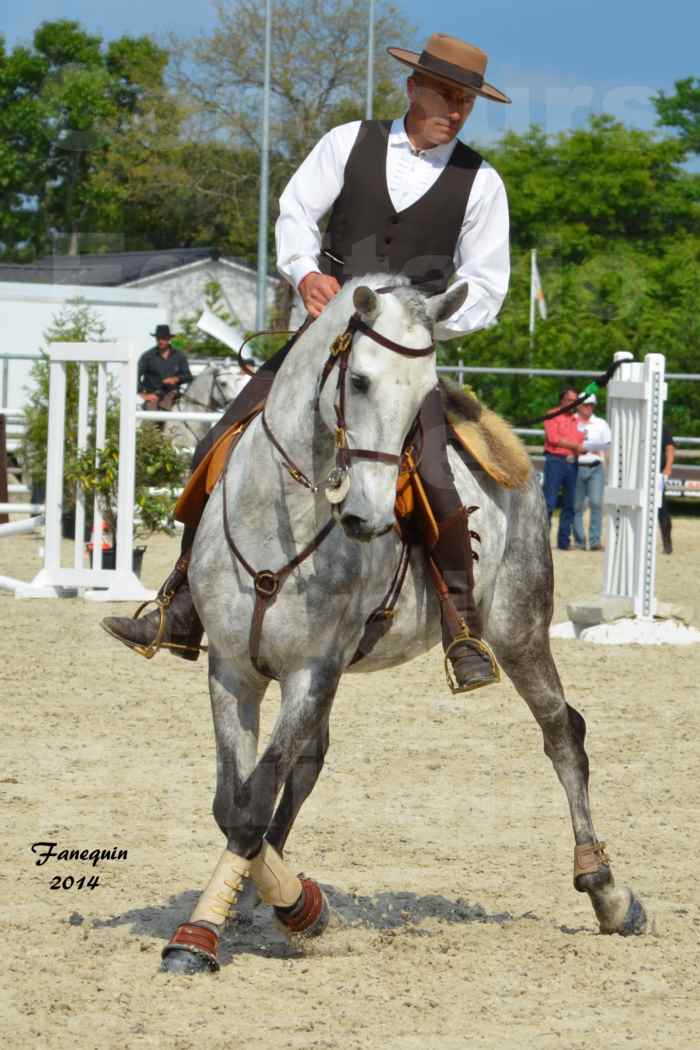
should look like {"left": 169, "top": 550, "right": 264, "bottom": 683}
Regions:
{"left": 573, "top": 393, "right": 611, "bottom": 551}
{"left": 542, "top": 386, "right": 585, "bottom": 551}
{"left": 659, "top": 425, "right": 675, "bottom": 554}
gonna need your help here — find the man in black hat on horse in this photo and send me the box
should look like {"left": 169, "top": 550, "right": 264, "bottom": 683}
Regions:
{"left": 138, "top": 324, "right": 193, "bottom": 411}
{"left": 103, "top": 32, "right": 512, "bottom": 694}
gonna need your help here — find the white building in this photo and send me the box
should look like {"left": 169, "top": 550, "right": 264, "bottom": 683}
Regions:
{"left": 0, "top": 249, "right": 285, "bottom": 438}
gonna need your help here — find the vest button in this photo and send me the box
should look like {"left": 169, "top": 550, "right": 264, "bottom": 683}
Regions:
{"left": 384, "top": 236, "right": 392, "bottom": 244}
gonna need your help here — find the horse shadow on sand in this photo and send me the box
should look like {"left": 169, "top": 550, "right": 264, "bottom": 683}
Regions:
{"left": 87, "top": 883, "right": 541, "bottom": 966}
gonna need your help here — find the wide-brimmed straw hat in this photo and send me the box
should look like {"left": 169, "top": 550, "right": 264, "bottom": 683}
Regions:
{"left": 388, "top": 33, "right": 511, "bottom": 104}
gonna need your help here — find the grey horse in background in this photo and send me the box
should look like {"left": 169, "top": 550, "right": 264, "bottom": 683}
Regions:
{"left": 160, "top": 275, "right": 646, "bottom": 975}
{"left": 164, "top": 361, "right": 250, "bottom": 449}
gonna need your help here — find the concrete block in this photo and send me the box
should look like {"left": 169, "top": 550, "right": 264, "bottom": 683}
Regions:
{"left": 567, "top": 594, "right": 634, "bottom": 626}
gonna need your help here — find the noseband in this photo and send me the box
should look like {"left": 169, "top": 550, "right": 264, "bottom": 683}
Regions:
{"left": 262, "top": 299, "right": 435, "bottom": 496}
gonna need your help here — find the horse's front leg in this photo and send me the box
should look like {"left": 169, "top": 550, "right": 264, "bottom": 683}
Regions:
{"left": 161, "top": 658, "right": 339, "bottom": 974}
{"left": 493, "top": 633, "right": 647, "bottom": 937}
{"left": 266, "top": 713, "right": 330, "bottom": 856}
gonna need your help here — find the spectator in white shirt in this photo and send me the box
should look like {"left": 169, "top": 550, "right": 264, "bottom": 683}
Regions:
{"left": 573, "top": 393, "right": 612, "bottom": 551}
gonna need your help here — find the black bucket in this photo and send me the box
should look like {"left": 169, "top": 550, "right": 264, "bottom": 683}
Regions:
{"left": 93, "top": 546, "right": 146, "bottom": 578}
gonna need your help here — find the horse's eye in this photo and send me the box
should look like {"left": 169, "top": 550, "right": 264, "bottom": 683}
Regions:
{"left": 350, "top": 373, "right": 370, "bottom": 394}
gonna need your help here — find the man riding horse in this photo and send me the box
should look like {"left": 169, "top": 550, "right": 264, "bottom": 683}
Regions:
{"left": 102, "top": 33, "right": 512, "bottom": 693}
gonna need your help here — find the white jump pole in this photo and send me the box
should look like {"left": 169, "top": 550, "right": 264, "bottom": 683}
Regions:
{"left": 0, "top": 514, "right": 44, "bottom": 537}
{"left": 0, "top": 575, "right": 31, "bottom": 592}
{"left": 0, "top": 503, "right": 44, "bottom": 515}
{"left": 602, "top": 351, "right": 666, "bottom": 621}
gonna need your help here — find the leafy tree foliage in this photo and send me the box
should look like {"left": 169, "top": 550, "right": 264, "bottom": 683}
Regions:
{"left": 174, "top": 0, "right": 413, "bottom": 166}
{"left": 0, "top": 21, "right": 173, "bottom": 259}
{"left": 440, "top": 115, "right": 700, "bottom": 439}
{"left": 653, "top": 77, "right": 700, "bottom": 156}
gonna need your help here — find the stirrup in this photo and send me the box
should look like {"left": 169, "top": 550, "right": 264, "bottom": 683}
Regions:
{"left": 129, "top": 593, "right": 208, "bottom": 661}
{"left": 444, "top": 632, "right": 500, "bottom": 695}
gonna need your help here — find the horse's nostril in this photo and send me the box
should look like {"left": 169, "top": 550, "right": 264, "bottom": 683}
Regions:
{"left": 341, "top": 513, "right": 371, "bottom": 539}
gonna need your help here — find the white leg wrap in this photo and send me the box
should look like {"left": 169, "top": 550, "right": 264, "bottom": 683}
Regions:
{"left": 249, "top": 841, "right": 302, "bottom": 908}
{"left": 190, "top": 848, "right": 252, "bottom": 927}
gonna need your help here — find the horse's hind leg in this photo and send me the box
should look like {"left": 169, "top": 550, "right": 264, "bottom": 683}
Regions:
{"left": 482, "top": 508, "right": 648, "bottom": 941}
{"left": 491, "top": 629, "right": 647, "bottom": 936}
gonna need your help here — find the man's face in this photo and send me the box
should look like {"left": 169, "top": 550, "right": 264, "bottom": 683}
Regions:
{"left": 578, "top": 403, "right": 595, "bottom": 421}
{"left": 157, "top": 337, "right": 171, "bottom": 353}
{"left": 560, "top": 389, "right": 578, "bottom": 408}
{"left": 407, "top": 74, "right": 476, "bottom": 147}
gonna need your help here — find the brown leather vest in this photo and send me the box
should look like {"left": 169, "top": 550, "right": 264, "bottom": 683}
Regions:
{"left": 319, "top": 120, "right": 482, "bottom": 293}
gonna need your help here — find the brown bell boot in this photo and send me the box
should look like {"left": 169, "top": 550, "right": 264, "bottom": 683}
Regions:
{"left": 101, "top": 554, "right": 204, "bottom": 661}
{"left": 429, "top": 506, "right": 500, "bottom": 694}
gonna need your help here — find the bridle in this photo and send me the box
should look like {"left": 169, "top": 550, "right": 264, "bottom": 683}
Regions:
{"left": 182, "top": 367, "right": 241, "bottom": 413}
{"left": 261, "top": 299, "right": 434, "bottom": 497}
{"left": 222, "top": 289, "right": 435, "bottom": 679}
{"left": 173, "top": 367, "right": 243, "bottom": 444}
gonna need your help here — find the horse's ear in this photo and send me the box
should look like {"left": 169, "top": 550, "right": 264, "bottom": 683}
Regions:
{"left": 353, "top": 286, "right": 381, "bottom": 321}
{"left": 427, "top": 282, "right": 469, "bottom": 326}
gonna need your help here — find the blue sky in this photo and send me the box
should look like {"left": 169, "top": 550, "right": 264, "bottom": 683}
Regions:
{"left": 4, "top": 0, "right": 698, "bottom": 142}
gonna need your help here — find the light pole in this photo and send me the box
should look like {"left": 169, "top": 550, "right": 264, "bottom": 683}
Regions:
{"left": 256, "top": 0, "right": 272, "bottom": 330}
{"left": 366, "top": 0, "right": 375, "bottom": 119}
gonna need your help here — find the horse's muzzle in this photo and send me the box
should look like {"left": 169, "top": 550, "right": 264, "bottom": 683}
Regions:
{"left": 340, "top": 513, "right": 390, "bottom": 543}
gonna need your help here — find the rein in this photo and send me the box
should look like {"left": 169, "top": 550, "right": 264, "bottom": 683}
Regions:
{"left": 222, "top": 294, "right": 435, "bottom": 678}
{"left": 513, "top": 358, "right": 627, "bottom": 427}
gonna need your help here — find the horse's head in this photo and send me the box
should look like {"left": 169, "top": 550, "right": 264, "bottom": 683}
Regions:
{"left": 316, "top": 278, "right": 469, "bottom": 542}
{"left": 184, "top": 362, "right": 248, "bottom": 412}
{"left": 211, "top": 363, "right": 249, "bottom": 408}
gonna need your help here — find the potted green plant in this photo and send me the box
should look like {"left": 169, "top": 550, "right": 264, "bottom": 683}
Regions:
{"left": 21, "top": 298, "right": 108, "bottom": 536}
{"left": 65, "top": 422, "right": 190, "bottom": 574}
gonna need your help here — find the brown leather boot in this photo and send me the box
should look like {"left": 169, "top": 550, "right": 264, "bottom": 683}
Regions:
{"left": 659, "top": 514, "right": 673, "bottom": 555}
{"left": 429, "top": 507, "right": 500, "bottom": 693}
{"left": 101, "top": 554, "right": 204, "bottom": 661}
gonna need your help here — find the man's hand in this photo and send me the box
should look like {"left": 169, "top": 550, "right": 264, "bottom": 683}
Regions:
{"left": 162, "top": 376, "right": 179, "bottom": 386}
{"left": 299, "top": 272, "right": 341, "bottom": 318}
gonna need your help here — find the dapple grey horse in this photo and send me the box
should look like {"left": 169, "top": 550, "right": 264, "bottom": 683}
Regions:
{"left": 165, "top": 362, "right": 249, "bottom": 448}
{"left": 161, "top": 276, "right": 646, "bottom": 974}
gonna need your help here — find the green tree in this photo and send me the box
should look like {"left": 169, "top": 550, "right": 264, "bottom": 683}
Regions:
{"left": 174, "top": 0, "right": 414, "bottom": 166}
{"left": 653, "top": 77, "right": 700, "bottom": 156}
{"left": 0, "top": 21, "right": 176, "bottom": 259}
{"left": 443, "top": 116, "right": 700, "bottom": 439}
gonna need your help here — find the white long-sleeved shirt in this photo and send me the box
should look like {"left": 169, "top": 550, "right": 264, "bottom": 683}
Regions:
{"left": 577, "top": 413, "right": 612, "bottom": 465}
{"left": 275, "top": 118, "right": 511, "bottom": 341}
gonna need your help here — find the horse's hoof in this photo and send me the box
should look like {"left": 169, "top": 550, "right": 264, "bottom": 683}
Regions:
{"left": 160, "top": 923, "right": 220, "bottom": 973}
{"left": 615, "top": 893, "right": 647, "bottom": 937}
{"left": 161, "top": 947, "right": 218, "bottom": 974}
{"left": 274, "top": 877, "right": 330, "bottom": 938}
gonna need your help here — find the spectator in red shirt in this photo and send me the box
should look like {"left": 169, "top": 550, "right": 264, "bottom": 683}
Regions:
{"left": 542, "top": 386, "right": 586, "bottom": 550}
